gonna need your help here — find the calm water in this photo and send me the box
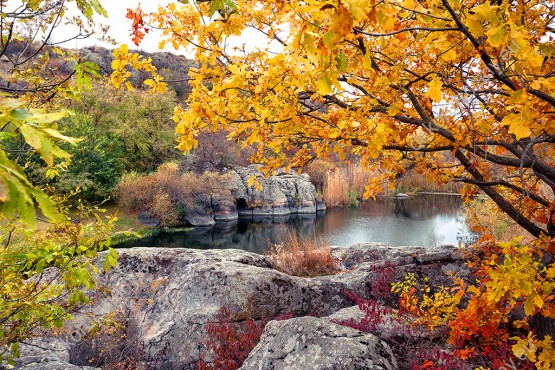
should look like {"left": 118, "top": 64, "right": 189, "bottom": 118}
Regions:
{"left": 119, "top": 194, "right": 473, "bottom": 254}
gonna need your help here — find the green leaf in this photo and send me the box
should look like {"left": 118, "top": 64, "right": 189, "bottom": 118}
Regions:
{"left": 31, "top": 189, "right": 64, "bottom": 223}
{"left": 317, "top": 74, "right": 333, "bottom": 95}
{"left": 208, "top": 0, "right": 224, "bottom": 17}
{"left": 335, "top": 51, "right": 348, "bottom": 72}
{"left": 10, "top": 342, "right": 20, "bottom": 358}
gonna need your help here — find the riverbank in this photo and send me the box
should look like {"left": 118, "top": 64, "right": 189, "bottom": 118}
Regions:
{"left": 112, "top": 194, "right": 472, "bottom": 252}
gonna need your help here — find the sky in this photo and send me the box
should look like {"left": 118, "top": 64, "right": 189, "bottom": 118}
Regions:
{"left": 61, "top": 1, "right": 175, "bottom": 53}
{"left": 60, "top": 0, "right": 283, "bottom": 56}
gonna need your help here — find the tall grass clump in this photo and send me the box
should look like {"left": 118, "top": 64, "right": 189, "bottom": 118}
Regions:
{"left": 115, "top": 162, "right": 233, "bottom": 227}
{"left": 304, "top": 159, "right": 338, "bottom": 192}
{"left": 347, "top": 163, "right": 375, "bottom": 196}
{"left": 319, "top": 163, "right": 375, "bottom": 206}
{"left": 394, "top": 170, "right": 463, "bottom": 194}
{"left": 322, "top": 168, "right": 350, "bottom": 207}
{"left": 265, "top": 232, "right": 340, "bottom": 277}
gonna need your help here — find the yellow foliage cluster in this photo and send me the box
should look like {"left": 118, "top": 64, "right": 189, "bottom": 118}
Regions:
{"left": 110, "top": 44, "right": 168, "bottom": 94}
{"left": 113, "top": 0, "right": 555, "bottom": 236}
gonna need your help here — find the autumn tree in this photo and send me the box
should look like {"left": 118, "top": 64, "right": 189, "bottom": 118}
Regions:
{"left": 120, "top": 0, "right": 555, "bottom": 367}
{"left": 0, "top": 1, "right": 120, "bottom": 364}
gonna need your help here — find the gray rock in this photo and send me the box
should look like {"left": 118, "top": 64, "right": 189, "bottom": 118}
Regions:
{"left": 232, "top": 165, "right": 321, "bottom": 218}
{"left": 182, "top": 210, "right": 216, "bottom": 227}
{"left": 240, "top": 316, "right": 397, "bottom": 370}
{"left": 212, "top": 193, "right": 238, "bottom": 222}
{"left": 14, "top": 338, "right": 99, "bottom": 369}
{"left": 22, "top": 243, "right": 462, "bottom": 369}
{"left": 137, "top": 212, "right": 160, "bottom": 228}
{"left": 63, "top": 248, "right": 356, "bottom": 369}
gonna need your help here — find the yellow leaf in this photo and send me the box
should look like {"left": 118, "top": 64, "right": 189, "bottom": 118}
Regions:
{"left": 486, "top": 24, "right": 509, "bottom": 48}
{"left": 472, "top": 2, "right": 498, "bottom": 21}
{"left": 466, "top": 17, "right": 484, "bottom": 37}
{"left": 346, "top": 0, "right": 368, "bottom": 20}
{"left": 317, "top": 74, "right": 333, "bottom": 95}
{"left": 426, "top": 77, "right": 443, "bottom": 102}
{"left": 502, "top": 113, "right": 531, "bottom": 140}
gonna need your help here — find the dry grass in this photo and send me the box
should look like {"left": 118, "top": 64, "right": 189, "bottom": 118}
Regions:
{"left": 115, "top": 162, "right": 233, "bottom": 227}
{"left": 347, "top": 163, "right": 375, "bottom": 196}
{"left": 322, "top": 169, "right": 350, "bottom": 207}
{"left": 319, "top": 163, "right": 375, "bottom": 207}
{"left": 304, "top": 159, "right": 337, "bottom": 192}
{"left": 394, "top": 170, "right": 462, "bottom": 194}
{"left": 464, "top": 197, "right": 535, "bottom": 243}
{"left": 265, "top": 232, "right": 340, "bottom": 277}
{"left": 309, "top": 161, "right": 462, "bottom": 207}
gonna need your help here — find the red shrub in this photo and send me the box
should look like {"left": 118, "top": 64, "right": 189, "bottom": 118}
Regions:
{"left": 197, "top": 307, "right": 296, "bottom": 370}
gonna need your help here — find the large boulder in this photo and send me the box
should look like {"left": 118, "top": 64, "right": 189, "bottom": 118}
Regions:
{"left": 155, "top": 165, "right": 324, "bottom": 227}
{"left": 240, "top": 316, "right": 397, "bottom": 370}
{"left": 13, "top": 338, "right": 99, "bottom": 370}
{"left": 232, "top": 165, "right": 324, "bottom": 217}
{"left": 15, "top": 244, "right": 463, "bottom": 369}
{"left": 61, "top": 248, "right": 356, "bottom": 369}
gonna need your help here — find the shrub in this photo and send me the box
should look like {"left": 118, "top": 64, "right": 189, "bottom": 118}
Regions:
{"left": 198, "top": 307, "right": 296, "bottom": 370}
{"left": 198, "top": 307, "right": 265, "bottom": 370}
{"left": 265, "top": 232, "right": 340, "bottom": 277}
{"left": 115, "top": 163, "right": 234, "bottom": 227}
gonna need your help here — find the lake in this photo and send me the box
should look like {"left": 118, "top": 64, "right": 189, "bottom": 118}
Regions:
{"left": 118, "top": 194, "right": 474, "bottom": 254}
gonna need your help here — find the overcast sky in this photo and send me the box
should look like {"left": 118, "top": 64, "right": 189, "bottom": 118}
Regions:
{"left": 59, "top": 1, "right": 282, "bottom": 56}
{"left": 62, "top": 1, "right": 175, "bottom": 53}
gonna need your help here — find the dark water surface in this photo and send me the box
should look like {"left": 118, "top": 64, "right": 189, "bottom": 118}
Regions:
{"left": 119, "top": 194, "right": 472, "bottom": 254}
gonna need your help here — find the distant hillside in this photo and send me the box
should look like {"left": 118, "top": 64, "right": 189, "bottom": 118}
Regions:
{"left": 78, "top": 46, "right": 195, "bottom": 98}
{"left": 2, "top": 41, "right": 195, "bottom": 99}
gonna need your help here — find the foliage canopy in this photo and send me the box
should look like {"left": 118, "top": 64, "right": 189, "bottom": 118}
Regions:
{"left": 123, "top": 0, "right": 555, "bottom": 367}
{"left": 125, "top": 0, "right": 555, "bottom": 238}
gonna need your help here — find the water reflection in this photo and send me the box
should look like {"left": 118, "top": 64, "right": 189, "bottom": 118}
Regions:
{"left": 118, "top": 195, "right": 473, "bottom": 254}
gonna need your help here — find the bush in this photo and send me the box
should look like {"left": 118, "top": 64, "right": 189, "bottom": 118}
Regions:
{"left": 115, "top": 163, "right": 234, "bottom": 227}
{"left": 198, "top": 307, "right": 265, "bottom": 370}
{"left": 22, "top": 113, "right": 126, "bottom": 202}
{"left": 198, "top": 307, "right": 296, "bottom": 370}
{"left": 265, "top": 232, "right": 340, "bottom": 277}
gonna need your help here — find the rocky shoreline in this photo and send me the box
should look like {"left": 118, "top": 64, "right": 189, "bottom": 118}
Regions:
{"left": 13, "top": 243, "right": 468, "bottom": 369}
{"left": 138, "top": 165, "right": 326, "bottom": 228}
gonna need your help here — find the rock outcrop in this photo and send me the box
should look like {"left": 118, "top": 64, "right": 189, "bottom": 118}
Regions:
{"left": 232, "top": 166, "right": 326, "bottom": 218}
{"left": 240, "top": 317, "right": 397, "bottom": 370}
{"left": 159, "top": 165, "right": 325, "bottom": 227}
{"left": 15, "top": 243, "right": 465, "bottom": 369}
